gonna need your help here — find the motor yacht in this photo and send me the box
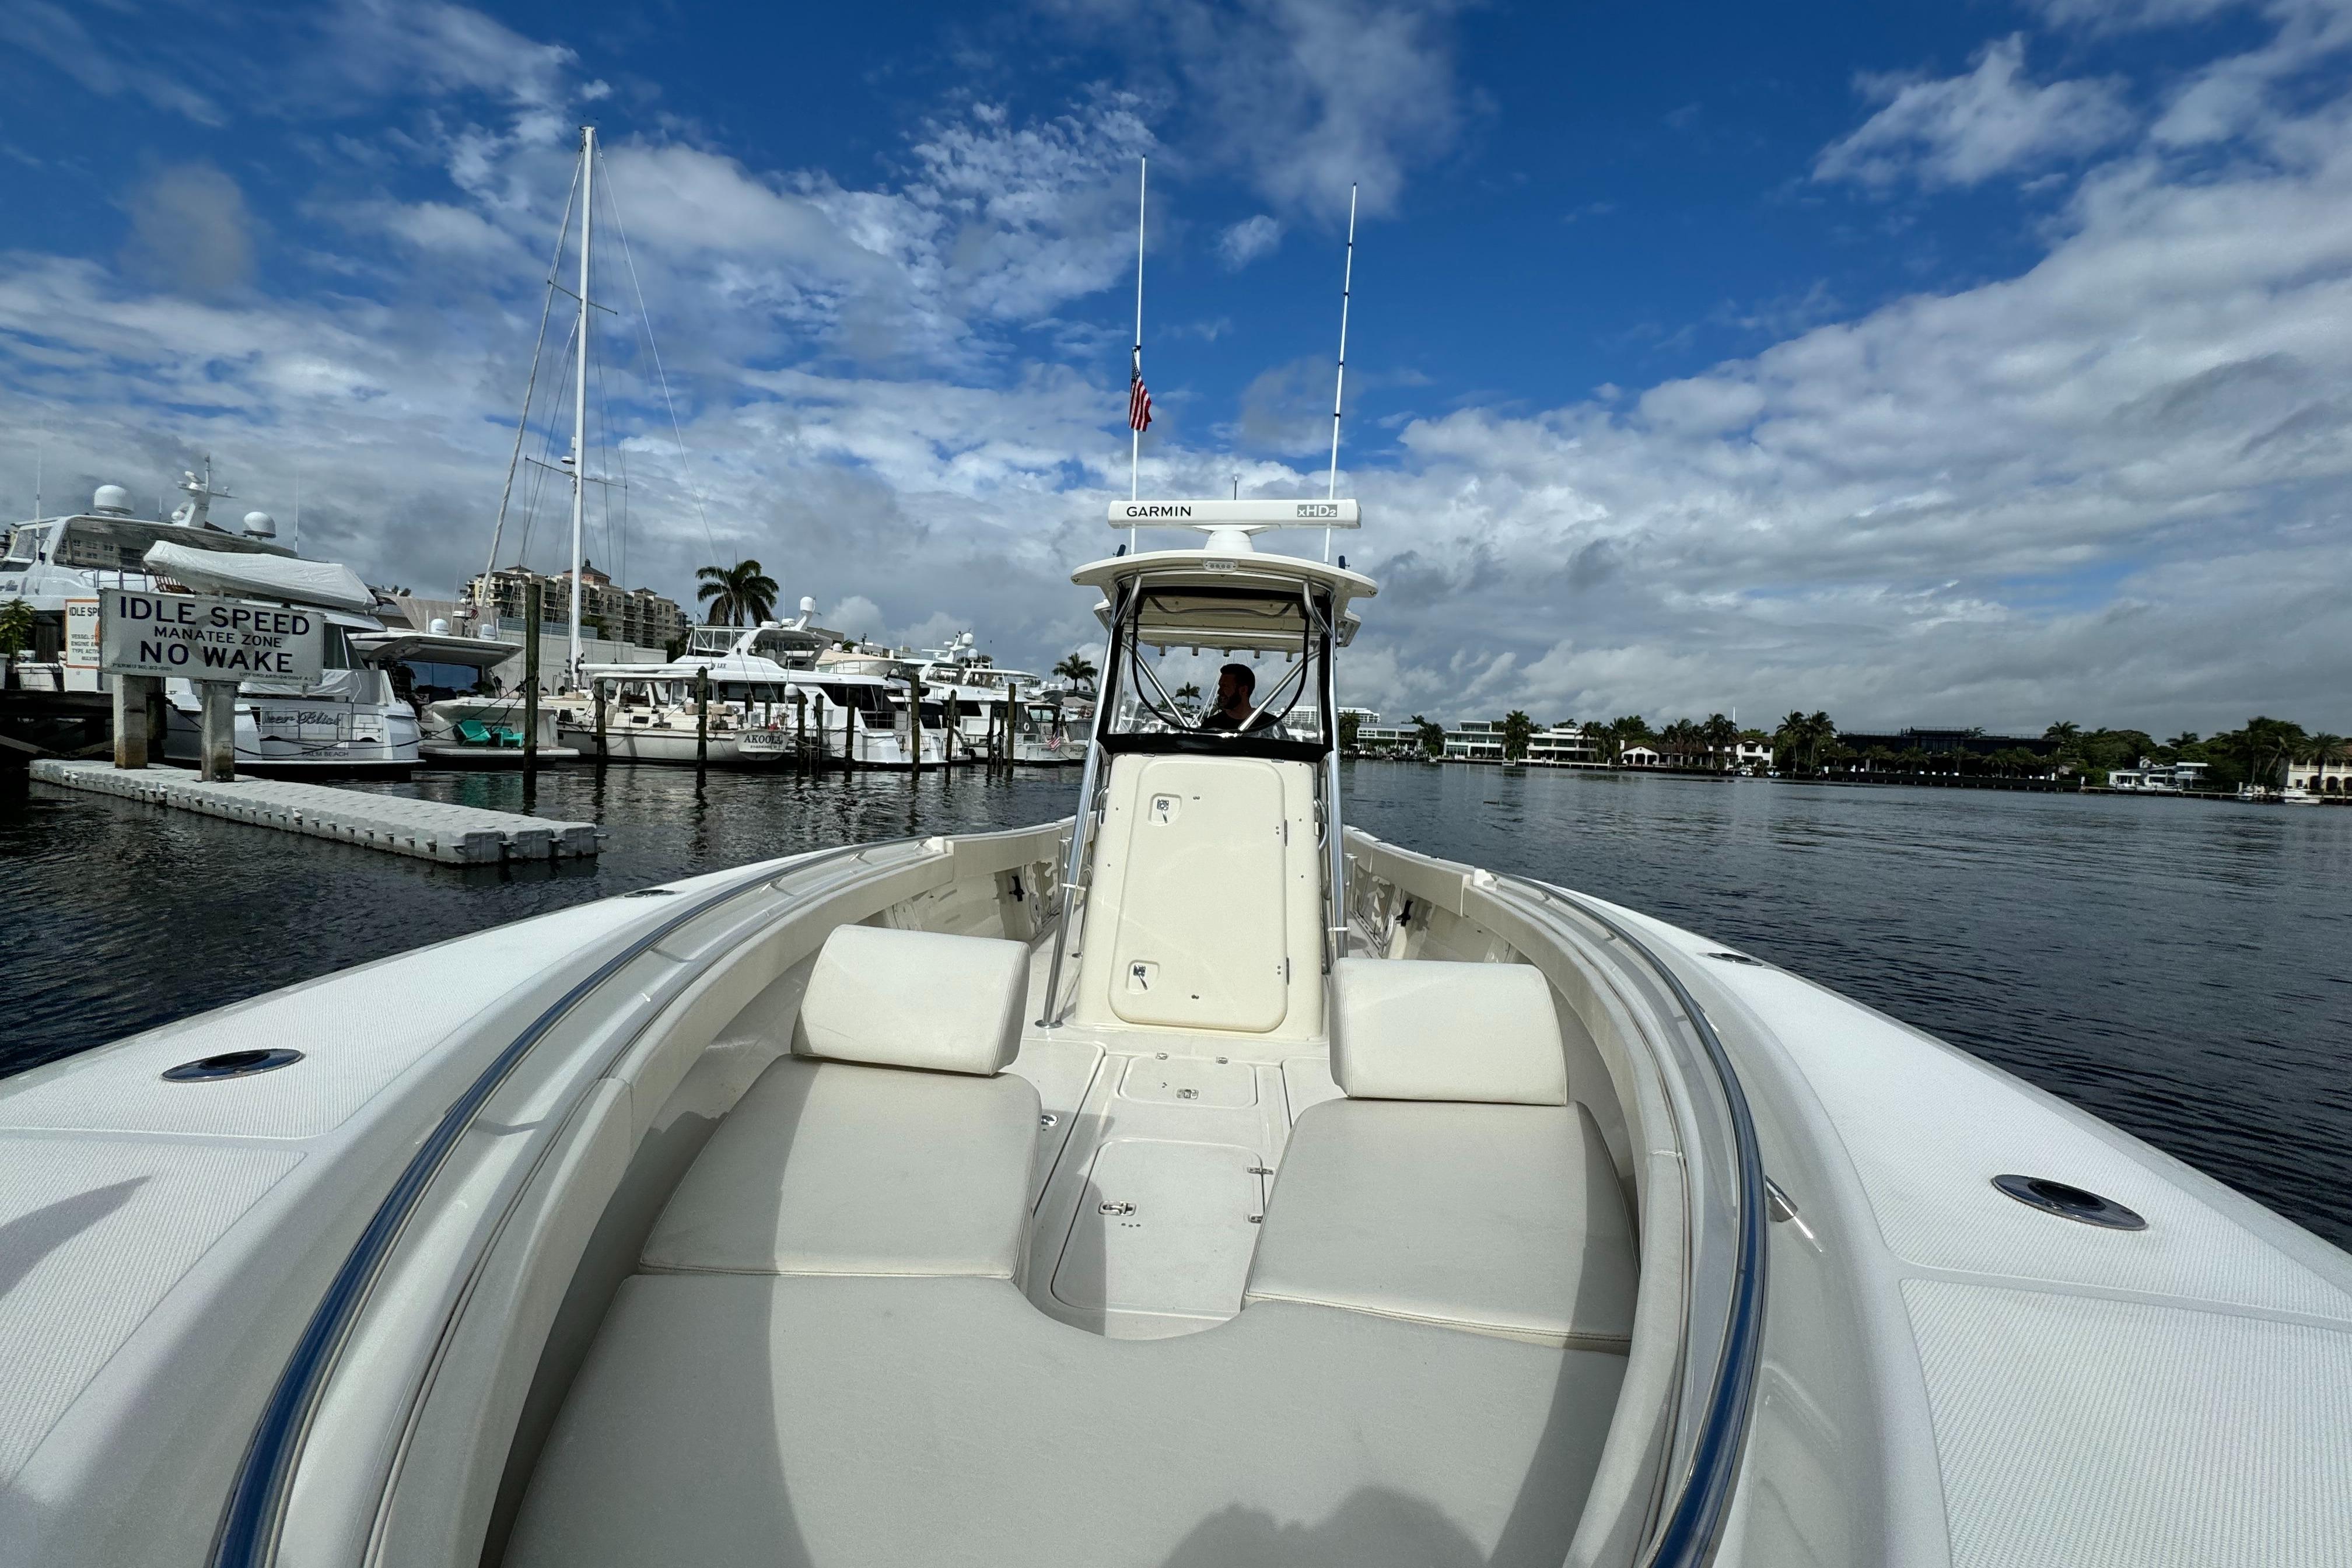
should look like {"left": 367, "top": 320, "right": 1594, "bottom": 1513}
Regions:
{"left": 0, "top": 467, "right": 481, "bottom": 777}
{"left": 3, "top": 499, "right": 2347, "bottom": 1568}
{"left": 1, "top": 468, "right": 293, "bottom": 692}
{"left": 918, "top": 634, "right": 1083, "bottom": 764}
{"left": 561, "top": 615, "right": 938, "bottom": 768}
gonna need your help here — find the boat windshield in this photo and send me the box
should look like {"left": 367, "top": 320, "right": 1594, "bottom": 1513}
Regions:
{"left": 2, "top": 525, "right": 41, "bottom": 566}
{"left": 1096, "top": 580, "right": 1334, "bottom": 758}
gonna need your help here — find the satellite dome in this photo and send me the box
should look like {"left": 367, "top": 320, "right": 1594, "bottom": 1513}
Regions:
{"left": 91, "top": 485, "right": 134, "bottom": 516}
{"left": 242, "top": 510, "right": 277, "bottom": 538}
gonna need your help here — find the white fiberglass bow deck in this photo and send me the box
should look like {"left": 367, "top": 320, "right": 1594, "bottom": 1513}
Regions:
{"left": 3, "top": 502, "right": 2350, "bottom": 1568}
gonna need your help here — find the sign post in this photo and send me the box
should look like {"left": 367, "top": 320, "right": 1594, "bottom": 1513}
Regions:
{"left": 100, "top": 589, "right": 325, "bottom": 782}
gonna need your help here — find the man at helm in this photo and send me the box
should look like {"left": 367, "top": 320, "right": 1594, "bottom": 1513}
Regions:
{"left": 1198, "top": 662, "right": 1265, "bottom": 732}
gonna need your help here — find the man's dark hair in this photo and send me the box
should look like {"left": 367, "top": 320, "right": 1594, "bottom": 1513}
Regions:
{"left": 1220, "top": 662, "right": 1255, "bottom": 695}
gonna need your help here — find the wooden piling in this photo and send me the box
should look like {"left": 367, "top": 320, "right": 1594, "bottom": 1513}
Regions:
{"left": 695, "top": 666, "right": 710, "bottom": 776}
{"left": 523, "top": 581, "right": 542, "bottom": 778}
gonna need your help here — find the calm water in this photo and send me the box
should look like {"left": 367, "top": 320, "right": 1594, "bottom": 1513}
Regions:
{"left": 4, "top": 761, "right": 2348, "bottom": 1248}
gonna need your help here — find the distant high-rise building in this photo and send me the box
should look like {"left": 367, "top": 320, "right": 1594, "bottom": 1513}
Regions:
{"left": 464, "top": 561, "right": 685, "bottom": 653}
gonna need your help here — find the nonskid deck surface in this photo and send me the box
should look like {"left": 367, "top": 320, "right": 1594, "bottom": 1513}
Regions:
{"left": 507, "top": 933, "right": 1638, "bottom": 1567}
{"left": 1010, "top": 938, "right": 1343, "bottom": 1338}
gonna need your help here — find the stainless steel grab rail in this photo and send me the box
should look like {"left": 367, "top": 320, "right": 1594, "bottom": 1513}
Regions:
{"left": 210, "top": 844, "right": 883, "bottom": 1568}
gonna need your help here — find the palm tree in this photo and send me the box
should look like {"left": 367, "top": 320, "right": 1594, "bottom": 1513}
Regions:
{"left": 695, "top": 560, "right": 780, "bottom": 627}
{"left": 1052, "top": 653, "right": 1098, "bottom": 695}
{"left": 2299, "top": 732, "right": 2346, "bottom": 793}
{"left": 1410, "top": 713, "right": 1445, "bottom": 759}
{"left": 1174, "top": 681, "right": 1202, "bottom": 718}
{"left": 1700, "top": 713, "right": 1739, "bottom": 772}
{"left": 1502, "top": 709, "right": 1535, "bottom": 762}
{"left": 1601, "top": 715, "right": 1651, "bottom": 766}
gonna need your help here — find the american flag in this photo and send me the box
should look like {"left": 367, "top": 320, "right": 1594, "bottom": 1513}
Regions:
{"left": 1128, "top": 354, "right": 1153, "bottom": 433}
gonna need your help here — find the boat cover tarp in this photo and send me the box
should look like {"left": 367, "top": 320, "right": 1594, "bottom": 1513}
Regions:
{"left": 144, "top": 541, "right": 377, "bottom": 614}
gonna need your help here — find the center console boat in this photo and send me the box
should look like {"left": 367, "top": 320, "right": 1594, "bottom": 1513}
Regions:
{"left": 2, "top": 502, "right": 2347, "bottom": 1568}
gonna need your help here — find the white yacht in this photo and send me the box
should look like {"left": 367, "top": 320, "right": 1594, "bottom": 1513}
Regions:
{"left": 2, "top": 500, "right": 2347, "bottom": 1568}
{"left": 918, "top": 632, "right": 1083, "bottom": 764}
{"left": 1, "top": 470, "right": 456, "bottom": 777}
{"left": 562, "top": 614, "right": 938, "bottom": 768}
{"left": 1, "top": 469, "right": 291, "bottom": 690}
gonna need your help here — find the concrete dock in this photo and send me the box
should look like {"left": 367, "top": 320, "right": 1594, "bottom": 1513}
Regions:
{"left": 29, "top": 760, "right": 602, "bottom": 864}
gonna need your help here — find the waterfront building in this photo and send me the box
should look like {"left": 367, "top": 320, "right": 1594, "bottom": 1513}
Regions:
{"left": 2109, "top": 758, "right": 2211, "bottom": 793}
{"left": 1354, "top": 723, "right": 1422, "bottom": 757}
{"left": 1620, "top": 745, "right": 1660, "bottom": 768}
{"left": 465, "top": 561, "right": 685, "bottom": 655}
{"left": 2284, "top": 758, "right": 2351, "bottom": 796}
{"left": 1444, "top": 720, "right": 1507, "bottom": 761}
{"left": 1837, "top": 727, "right": 2060, "bottom": 764}
{"left": 1734, "top": 738, "right": 1772, "bottom": 771}
{"left": 1528, "top": 723, "right": 1602, "bottom": 767}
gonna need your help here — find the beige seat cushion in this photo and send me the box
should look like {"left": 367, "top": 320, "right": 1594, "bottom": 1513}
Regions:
{"left": 796, "top": 923, "right": 1029, "bottom": 1076}
{"left": 642, "top": 1055, "right": 1040, "bottom": 1278}
{"left": 1244, "top": 1098, "right": 1636, "bottom": 1349}
{"left": 1330, "top": 957, "right": 1568, "bottom": 1105}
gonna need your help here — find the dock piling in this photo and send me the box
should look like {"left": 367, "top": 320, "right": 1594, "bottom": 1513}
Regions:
{"left": 112, "top": 674, "right": 158, "bottom": 770}
{"left": 695, "top": 666, "right": 709, "bottom": 778}
{"left": 523, "top": 581, "right": 542, "bottom": 779}
{"left": 198, "top": 682, "right": 236, "bottom": 782}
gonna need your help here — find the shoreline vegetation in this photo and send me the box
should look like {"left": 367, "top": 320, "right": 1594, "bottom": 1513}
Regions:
{"left": 1339, "top": 710, "right": 2346, "bottom": 800}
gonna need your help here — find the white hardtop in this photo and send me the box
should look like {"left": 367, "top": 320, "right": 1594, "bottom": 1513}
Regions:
{"left": 1076, "top": 500, "right": 1376, "bottom": 653}
{"left": 1077, "top": 499, "right": 1376, "bottom": 609}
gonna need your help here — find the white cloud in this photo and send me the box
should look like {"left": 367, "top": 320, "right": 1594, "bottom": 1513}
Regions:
{"left": 1218, "top": 215, "right": 1283, "bottom": 268}
{"left": 7, "top": 0, "right": 2352, "bottom": 744}
{"left": 1815, "top": 34, "right": 2135, "bottom": 190}
{"left": 1043, "top": 0, "right": 1470, "bottom": 221}
{"left": 314, "top": 0, "right": 578, "bottom": 113}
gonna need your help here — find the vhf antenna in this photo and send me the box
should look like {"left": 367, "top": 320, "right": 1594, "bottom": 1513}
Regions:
{"left": 1324, "top": 183, "right": 1357, "bottom": 563}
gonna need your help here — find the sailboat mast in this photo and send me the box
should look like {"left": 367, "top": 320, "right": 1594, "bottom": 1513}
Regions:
{"left": 570, "top": 124, "right": 594, "bottom": 686}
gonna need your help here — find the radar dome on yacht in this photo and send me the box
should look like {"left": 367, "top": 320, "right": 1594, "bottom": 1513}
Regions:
{"left": 242, "top": 510, "right": 277, "bottom": 538}
{"left": 90, "top": 485, "right": 134, "bottom": 516}
{"left": 430, "top": 618, "right": 450, "bottom": 635}
{"left": 799, "top": 597, "right": 816, "bottom": 614}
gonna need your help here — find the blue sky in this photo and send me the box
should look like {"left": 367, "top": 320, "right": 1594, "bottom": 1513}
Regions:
{"left": 2, "top": 0, "right": 2348, "bottom": 732}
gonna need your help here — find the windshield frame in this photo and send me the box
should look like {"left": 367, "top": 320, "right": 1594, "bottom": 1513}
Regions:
{"left": 1094, "top": 573, "right": 1339, "bottom": 762}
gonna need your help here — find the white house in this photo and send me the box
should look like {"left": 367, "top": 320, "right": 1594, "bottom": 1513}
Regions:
{"left": 2109, "top": 758, "right": 2210, "bottom": 793}
{"left": 1444, "top": 720, "right": 1506, "bottom": 762}
{"left": 2284, "top": 757, "right": 2351, "bottom": 796}
{"left": 1527, "top": 723, "right": 1601, "bottom": 767}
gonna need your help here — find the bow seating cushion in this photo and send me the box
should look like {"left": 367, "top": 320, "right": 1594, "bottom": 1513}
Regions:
{"left": 640, "top": 923, "right": 1041, "bottom": 1279}
{"left": 1243, "top": 958, "right": 1637, "bottom": 1349}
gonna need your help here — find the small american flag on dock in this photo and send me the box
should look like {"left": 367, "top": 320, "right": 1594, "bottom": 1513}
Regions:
{"left": 1128, "top": 352, "right": 1153, "bottom": 433}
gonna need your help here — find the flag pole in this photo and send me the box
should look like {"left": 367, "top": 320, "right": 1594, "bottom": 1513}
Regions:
{"left": 1325, "top": 182, "right": 1357, "bottom": 564}
{"left": 1130, "top": 156, "right": 1147, "bottom": 550}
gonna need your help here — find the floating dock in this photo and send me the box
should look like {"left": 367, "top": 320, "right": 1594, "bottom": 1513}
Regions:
{"left": 29, "top": 760, "right": 602, "bottom": 864}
